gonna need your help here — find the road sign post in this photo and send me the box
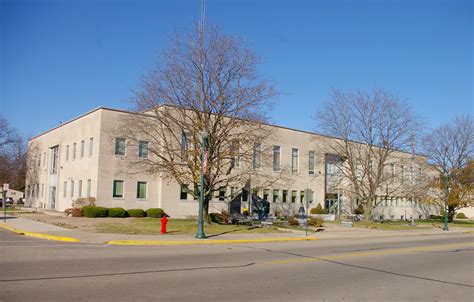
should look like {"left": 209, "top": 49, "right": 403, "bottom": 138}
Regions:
{"left": 3, "top": 183, "right": 9, "bottom": 223}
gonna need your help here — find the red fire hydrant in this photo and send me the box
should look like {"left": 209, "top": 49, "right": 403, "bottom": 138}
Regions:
{"left": 160, "top": 215, "right": 168, "bottom": 234}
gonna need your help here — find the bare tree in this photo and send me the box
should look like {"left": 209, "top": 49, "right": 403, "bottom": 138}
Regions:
{"left": 316, "top": 88, "right": 422, "bottom": 220}
{"left": 0, "top": 114, "right": 26, "bottom": 191}
{"left": 118, "top": 24, "right": 279, "bottom": 222}
{"left": 423, "top": 116, "right": 474, "bottom": 221}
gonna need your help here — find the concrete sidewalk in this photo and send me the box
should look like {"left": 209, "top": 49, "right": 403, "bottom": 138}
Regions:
{"left": 1, "top": 215, "right": 472, "bottom": 245}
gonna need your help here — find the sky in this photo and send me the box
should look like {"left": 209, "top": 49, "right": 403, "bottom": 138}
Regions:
{"left": 1, "top": 0, "right": 472, "bottom": 140}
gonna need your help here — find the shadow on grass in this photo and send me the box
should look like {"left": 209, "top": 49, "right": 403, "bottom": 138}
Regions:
{"left": 205, "top": 226, "right": 262, "bottom": 238}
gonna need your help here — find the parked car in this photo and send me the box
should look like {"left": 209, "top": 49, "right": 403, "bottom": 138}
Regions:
{"left": 0, "top": 197, "right": 14, "bottom": 207}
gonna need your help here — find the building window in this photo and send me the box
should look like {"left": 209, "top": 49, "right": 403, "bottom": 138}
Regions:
{"left": 180, "top": 185, "right": 188, "bottom": 200}
{"left": 41, "top": 184, "right": 44, "bottom": 197}
{"left": 263, "top": 189, "right": 269, "bottom": 201}
{"left": 63, "top": 182, "right": 67, "bottom": 198}
{"left": 282, "top": 190, "right": 288, "bottom": 203}
{"left": 89, "top": 138, "right": 94, "bottom": 157}
{"left": 308, "top": 151, "right": 315, "bottom": 175}
{"left": 137, "top": 181, "right": 147, "bottom": 199}
{"left": 38, "top": 154, "right": 41, "bottom": 167}
{"left": 390, "top": 163, "right": 395, "bottom": 177}
{"left": 65, "top": 145, "right": 69, "bottom": 161}
{"left": 87, "top": 179, "right": 91, "bottom": 197}
{"left": 273, "top": 145, "right": 281, "bottom": 171}
{"left": 72, "top": 143, "right": 77, "bottom": 160}
{"left": 291, "top": 148, "right": 298, "bottom": 174}
{"left": 42, "top": 152, "right": 46, "bottom": 167}
{"left": 300, "top": 191, "right": 305, "bottom": 203}
{"left": 71, "top": 180, "right": 74, "bottom": 197}
{"left": 181, "top": 132, "right": 188, "bottom": 161}
{"left": 400, "top": 165, "right": 405, "bottom": 180}
{"left": 242, "top": 188, "right": 249, "bottom": 202}
{"left": 291, "top": 190, "right": 297, "bottom": 203}
{"left": 113, "top": 180, "right": 124, "bottom": 198}
{"left": 253, "top": 143, "right": 261, "bottom": 169}
{"left": 272, "top": 189, "right": 279, "bottom": 203}
{"left": 356, "top": 161, "right": 362, "bottom": 180}
{"left": 138, "top": 141, "right": 149, "bottom": 159}
{"left": 50, "top": 146, "right": 59, "bottom": 174}
{"left": 80, "top": 140, "right": 85, "bottom": 158}
{"left": 115, "top": 138, "right": 126, "bottom": 156}
{"left": 219, "top": 187, "right": 226, "bottom": 201}
{"left": 231, "top": 139, "right": 240, "bottom": 168}
{"left": 78, "top": 180, "right": 82, "bottom": 198}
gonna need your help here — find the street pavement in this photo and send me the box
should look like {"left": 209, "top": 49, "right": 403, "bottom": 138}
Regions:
{"left": 1, "top": 228, "right": 473, "bottom": 301}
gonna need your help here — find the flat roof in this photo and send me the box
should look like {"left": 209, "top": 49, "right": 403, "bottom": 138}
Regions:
{"left": 29, "top": 105, "right": 427, "bottom": 158}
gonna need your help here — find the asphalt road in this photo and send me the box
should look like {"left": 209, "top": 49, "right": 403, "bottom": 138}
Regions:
{"left": 1, "top": 229, "right": 473, "bottom": 302}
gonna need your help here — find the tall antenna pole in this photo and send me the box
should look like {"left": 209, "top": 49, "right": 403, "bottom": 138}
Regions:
{"left": 200, "top": 0, "right": 206, "bottom": 34}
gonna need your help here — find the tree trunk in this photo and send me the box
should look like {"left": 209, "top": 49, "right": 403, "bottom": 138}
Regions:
{"left": 362, "top": 204, "right": 372, "bottom": 221}
{"left": 448, "top": 206, "right": 456, "bottom": 223}
{"left": 203, "top": 195, "right": 211, "bottom": 224}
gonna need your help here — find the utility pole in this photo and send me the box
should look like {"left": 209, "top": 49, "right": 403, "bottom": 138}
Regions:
{"left": 3, "top": 183, "right": 9, "bottom": 223}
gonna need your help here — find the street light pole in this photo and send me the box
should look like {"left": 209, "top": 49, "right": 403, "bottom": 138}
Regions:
{"left": 443, "top": 174, "right": 449, "bottom": 231}
{"left": 196, "top": 131, "right": 208, "bottom": 239}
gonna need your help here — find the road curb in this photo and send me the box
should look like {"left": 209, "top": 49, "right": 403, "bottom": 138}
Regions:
{"left": 106, "top": 237, "right": 318, "bottom": 246}
{"left": 0, "top": 223, "right": 81, "bottom": 243}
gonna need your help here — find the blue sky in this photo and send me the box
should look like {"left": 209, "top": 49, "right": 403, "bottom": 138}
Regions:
{"left": 1, "top": 0, "right": 472, "bottom": 139}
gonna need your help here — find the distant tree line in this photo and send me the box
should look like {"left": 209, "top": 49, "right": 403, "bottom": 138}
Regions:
{"left": 0, "top": 114, "right": 27, "bottom": 191}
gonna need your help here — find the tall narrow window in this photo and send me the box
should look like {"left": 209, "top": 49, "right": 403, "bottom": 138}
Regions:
{"left": 113, "top": 180, "right": 124, "bottom": 198}
{"left": 43, "top": 152, "right": 46, "bottom": 167}
{"left": 137, "top": 181, "right": 147, "bottom": 199}
{"left": 180, "top": 185, "right": 188, "bottom": 200}
{"left": 138, "top": 141, "right": 149, "bottom": 159}
{"left": 71, "top": 180, "right": 74, "bottom": 197}
{"left": 390, "top": 163, "right": 395, "bottom": 177}
{"left": 78, "top": 180, "right": 82, "bottom": 197}
{"left": 38, "top": 154, "right": 41, "bottom": 167}
{"left": 242, "top": 188, "right": 249, "bottom": 202}
{"left": 80, "top": 140, "right": 85, "bottom": 158}
{"left": 282, "top": 190, "right": 288, "bottom": 203}
{"left": 356, "top": 161, "right": 362, "bottom": 180}
{"left": 115, "top": 138, "right": 126, "bottom": 155}
{"left": 253, "top": 143, "right": 261, "bottom": 169}
{"left": 63, "top": 182, "right": 67, "bottom": 198}
{"left": 41, "top": 184, "right": 44, "bottom": 197}
{"left": 400, "top": 165, "right": 405, "bottom": 180}
{"left": 300, "top": 191, "right": 305, "bottom": 203}
{"left": 291, "top": 190, "right": 297, "bottom": 203}
{"left": 87, "top": 179, "right": 91, "bottom": 197}
{"left": 72, "top": 143, "right": 77, "bottom": 160}
{"left": 409, "top": 166, "right": 414, "bottom": 182}
{"left": 89, "top": 138, "right": 94, "bottom": 157}
{"left": 291, "top": 148, "right": 298, "bottom": 174}
{"left": 308, "top": 151, "right": 315, "bottom": 175}
{"left": 273, "top": 145, "right": 281, "bottom": 171}
{"left": 231, "top": 139, "right": 240, "bottom": 168}
{"left": 65, "top": 145, "right": 69, "bottom": 161}
{"left": 50, "top": 146, "right": 59, "bottom": 174}
{"left": 181, "top": 132, "right": 188, "bottom": 161}
{"left": 272, "top": 189, "right": 279, "bottom": 203}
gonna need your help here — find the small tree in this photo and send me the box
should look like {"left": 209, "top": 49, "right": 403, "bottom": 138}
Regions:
{"left": 316, "top": 88, "right": 421, "bottom": 220}
{"left": 423, "top": 116, "right": 474, "bottom": 222}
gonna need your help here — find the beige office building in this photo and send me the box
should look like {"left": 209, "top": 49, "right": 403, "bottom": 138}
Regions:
{"left": 25, "top": 107, "right": 435, "bottom": 220}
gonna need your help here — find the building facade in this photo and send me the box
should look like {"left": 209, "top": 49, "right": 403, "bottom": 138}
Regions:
{"left": 25, "top": 107, "right": 436, "bottom": 219}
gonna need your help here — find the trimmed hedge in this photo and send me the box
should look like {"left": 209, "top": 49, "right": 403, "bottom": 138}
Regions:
{"left": 308, "top": 217, "right": 324, "bottom": 227}
{"left": 146, "top": 208, "right": 165, "bottom": 218}
{"left": 83, "top": 206, "right": 109, "bottom": 218}
{"left": 210, "top": 212, "right": 223, "bottom": 224}
{"left": 456, "top": 212, "right": 467, "bottom": 219}
{"left": 108, "top": 207, "right": 128, "bottom": 218}
{"left": 127, "top": 209, "right": 147, "bottom": 218}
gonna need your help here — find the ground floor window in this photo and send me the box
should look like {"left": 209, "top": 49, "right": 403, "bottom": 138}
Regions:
{"left": 113, "top": 180, "right": 124, "bottom": 198}
{"left": 180, "top": 185, "right": 188, "bottom": 200}
{"left": 137, "top": 181, "right": 147, "bottom": 199}
{"left": 219, "top": 187, "right": 226, "bottom": 201}
{"left": 263, "top": 189, "right": 269, "bottom": 201}
{"left": 282, "top": 190, "right": 288, "bottom": 203}
{"left": 300, "top": 191, "right": 305, "bottom": 203}
{"left": 291, "top": 190, "right": 297, "bottom": 203}
{"left": 272, "top": 189, "right": 279, "bottom": 203}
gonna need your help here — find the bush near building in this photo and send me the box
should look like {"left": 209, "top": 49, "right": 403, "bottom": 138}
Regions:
{"left": 288, "top": 217, "right": 300, "bottom": 226}
{"left": 108, "top": 207, "right": 128, "bottom": 218}
{"left": 308, "top": 217, "right": 324, "bottom": 227}
{"left": 83, "top": 206, "right": 109, "bottom": 218}
{"left": 310, "top": 204, "right": 324, "bottom": 214}
{"left": 456, "top": 212, "right": 467, "bottom": 219}
{"left": 146, "top": 208, "right": 165, "bottom": 218}
{"left": 127, "top": 209, "right": 147, "bottom": 217}
{"left": 64, "top": 208, "right": 83, "bottom": 217}
{"left": 354, "top": 205, "right": 364, "bottom": 215}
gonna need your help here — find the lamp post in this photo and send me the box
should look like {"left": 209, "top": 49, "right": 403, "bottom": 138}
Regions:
{"left": 443, "top": 174, "right": 450, "bottom": 231}
{"left": 196, "top": 131, "right": 208, "bottom": 239}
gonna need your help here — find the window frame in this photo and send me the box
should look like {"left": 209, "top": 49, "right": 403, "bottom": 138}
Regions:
{"left": 136, "top": 181, "right": 147, "bottom": 199}
{"left": 308, "top": 151, "right": 315, "bottom": 175}
{"left": 138, "top": 140, "right": 149, "bottom": 159}
{"left": 291, "top": 148, "right": 299, "bottom": 174}
{"left": 273, "top": 145, "right": 281, "bottom": 172}
{"left": 115, "top": 138, "right": 126, "bottom": 156}
{"left": 113, "top": 180, "right": 124, "bottom": 198}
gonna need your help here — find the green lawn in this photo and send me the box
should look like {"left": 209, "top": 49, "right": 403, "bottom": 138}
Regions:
{"left": 353, "top": 219, "right": 474, "bottom": 230}
{"left": 95, "top": 218, "right": 284, "bottom": 235}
